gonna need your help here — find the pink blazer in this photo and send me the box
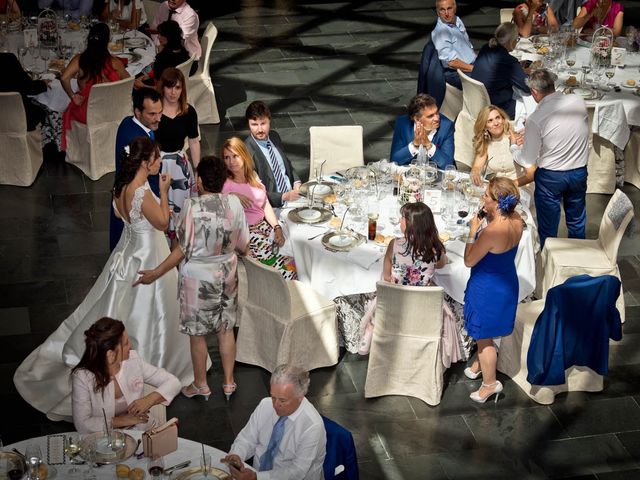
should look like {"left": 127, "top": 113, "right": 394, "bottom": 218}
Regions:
{"left": 72, "top": 350, "right": 181, "bottom": 434}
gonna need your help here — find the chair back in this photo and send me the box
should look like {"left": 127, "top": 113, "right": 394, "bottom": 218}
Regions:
{"left": 598, "top": 189, "right": 635, "bottom": 264}
{"left": 193, "top": 21, "right": 217, "bottom": 78}
{"left": 143, "top": 0, "right": 160, "bottom": 24}
{"left": 0, "top": 92, "right": 27, "bottom": 133}
{"left": 322, "top": 416, "right": 359, "bottom": 480}
{"left": 175, "top": 55, "right": 195, "bottom": 78}
{"left": 417, "top": 40, "right": 446, "bottom": 107}
{"left": 309, "top": 125, "right": 364, "bottom": 174}
{"left": 440, "top": 82, "right": 463, "bottom": 121}
{"left": 458, "top": 69, "right": 490, "bottom": 120}
{"left": 86, "top": 76, "right": 135, "bottom": 126}
{"left": 500, "top": 8, "right": 514, "bottom": 23}
{"left": 241, "top": 256, "right": 290, "bottom": 319}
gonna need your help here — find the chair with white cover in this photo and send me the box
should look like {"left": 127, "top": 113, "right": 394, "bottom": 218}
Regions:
{"left": 236, "top": 257, "right": 339, "bottom": 373}
{"left": 309, "top": 125, "right": 364, "bottom": 175}
{"left": 540, "top": 189, "right": 635, "bottom": 322}
{"left": 623, "top": 126, "right": 640, "bottom": 189}
{"left": 454, "top": 70, "right": 490, "bottom": 171}
{"left": 440, "top": 82, "right": 463, "bottom": 122}
{"left": 364, "top": 282, "right": 445, "bottom": 406}
{"left": 142, "top": 0, "right": 160, "bottom": 24}
{"left": 500, "top": 8, "right": 514, "bottom": 23}
{"left": 0, "top": 92, "right": 43, "bottom": 186}
{"left": 586, "top": 105, "right": 617, "bottom": 194}
{"left": 497, "top": 275, "right": 621, "bottom": 405}
{"left": 186, "top": 22, "right": 220, "bottom": 124}
{"left": 175, "top": 55, "right": 195, "bottom": 78}
{"left": 65, "top": 76, "right": 135, "bottom": 180}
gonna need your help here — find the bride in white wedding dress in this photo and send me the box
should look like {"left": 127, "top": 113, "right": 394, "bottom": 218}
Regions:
{"left": 14, "top": 137, "right": 196, "bottom": 421}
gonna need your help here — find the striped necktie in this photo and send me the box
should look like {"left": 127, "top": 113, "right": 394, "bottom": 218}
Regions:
{"left": 259, "top": 416, "right": 287, "bottom": 471}
{"left": 266, "top": 141, "right": 289, "bottom": 194}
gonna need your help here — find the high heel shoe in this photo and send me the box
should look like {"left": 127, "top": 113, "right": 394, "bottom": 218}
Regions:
{"left": 223, "top": 382, "right": 237, "bottom": 401}
{"left": 464, "top": 367, "right": 482, "bottom": 380}
{"left": 181, "top": 383, "right": 211, "bottom": 401}
{"left": 469, "top": 381, "right": 503, "bottom": 404}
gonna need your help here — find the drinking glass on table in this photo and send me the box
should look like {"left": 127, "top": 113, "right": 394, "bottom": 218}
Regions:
{"left": 148, "top": 457, "right": 165, "bottom": 478}
{"left": 388, "top": 206, "right": 401, "bottom": 235}
{"left": 64, "top": 434, "right": 83, "bottom": 475}
{"left": 604, "top": 65, "right": 616, "bottom": 88}
{"left": 424, "top": 161, "right": 437, "bottom": 187}
{"left": 25, "top": 444, "right": 42, "bottom": 480}
{"left": 565, "top": 50, "right": 577, "bottom": 74}
{"left": 82, "top": 436, "right": 97, "bottom": 480}
{"left": 580, "top": 64, "right": 591, "bottom": 88}
{"left": 201, "top": 453, "right": 211, "bottom": 476}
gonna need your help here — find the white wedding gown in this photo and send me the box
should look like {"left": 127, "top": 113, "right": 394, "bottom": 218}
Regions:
{"left": 14, "top": 183, "right": 195, "bottom": 421}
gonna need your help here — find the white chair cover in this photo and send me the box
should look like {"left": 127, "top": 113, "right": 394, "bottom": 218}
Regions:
{"left": 500, "top": 8, "right": 514, "bottom": 23}
{"left": 65, "top": 76, "right": 135, "bottom": 180}
{"left": 236, "top": 257, "right": 339, "bottom": 373}
{"left": 175, "top": 55, "right": 195, "bottom": 79}
{"left": 586, "top": 106, "right": 617, "bottom": 194}
{"left": 142, "top": 0, "right": 160, "bottom": 24}
{"left": 364, "top": 282, "right": 446, "bottom": 406}
{"left": 186, "top": 22, "right": 220, "bottom": 124}
{"left": 458, "top": 70, "right": 491, "bottom": 119}
{"left": 440, "top": 82, "right": 463, "bottom": 122}
{"left": 497, "top": 300, "right": 603, "bottom": 405}
{"left": 454, "top": 71, "right": 490, "bottom": 170}
{"left": 540, "top": 189, "right": 635, "bottom": 322}
{"left": 0, "top": 92, "right": 43, "bottom": 186}
{"left": 623, "top": 127, "right": 640, "bottom": 189}
{"left": 309, "top": 125, "right": 364, "bottom": 175}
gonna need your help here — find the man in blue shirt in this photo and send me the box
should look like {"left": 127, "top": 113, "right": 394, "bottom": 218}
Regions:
{"left": 431, "top": 0, "right": 476, "bottom": 89}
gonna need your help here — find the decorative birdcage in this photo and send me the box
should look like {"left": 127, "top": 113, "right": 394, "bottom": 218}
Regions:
{"left": 591, "top": 26, "right": 613, "bottom": 68}
{"left": 399, "top": 166, "right": 424, "bottom": 205}
{"left": 37, "top": 8, "right": 57, "bottom": 48}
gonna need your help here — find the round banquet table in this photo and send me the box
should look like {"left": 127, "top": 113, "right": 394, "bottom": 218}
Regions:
{"left": 6, "top": 431, "right": 242, "bottom": 479}
{"left": 280, "top": 176, "right": 539, "bottom": 304}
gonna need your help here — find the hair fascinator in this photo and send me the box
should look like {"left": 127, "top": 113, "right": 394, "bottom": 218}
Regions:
{"left": 497, "top": 194, "right": 518, "bottom": 213}
{"left": 124, "top": 145, "right": 130, "bottom": 155}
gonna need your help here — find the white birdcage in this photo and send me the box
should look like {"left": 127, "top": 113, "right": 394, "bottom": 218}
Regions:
{"left": 591, "top": 25, "right": 613, "bottom": 68}
{"left": 37, "top": 8, "right": 57, "bottom": 48}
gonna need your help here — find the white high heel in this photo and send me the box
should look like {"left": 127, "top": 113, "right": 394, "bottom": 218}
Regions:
{"left": 181, "top": 383, "right": 211, "bottom": 401}
{"left": 469, "top": 381, "right": 503, "bottom": 404}
{"left": 464, "top": 367, "right": 482, "bottom": 380}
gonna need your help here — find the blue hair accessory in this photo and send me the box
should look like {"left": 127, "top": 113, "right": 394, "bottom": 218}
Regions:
{"left": 497, "top": 193, "right": 518, "bottom": 212}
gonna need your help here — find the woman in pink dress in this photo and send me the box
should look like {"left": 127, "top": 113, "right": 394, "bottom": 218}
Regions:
{"left": 573, "top": 0, "right": 624, "bottom": 37}
{"left": 60, "top": 22, "right": 130, "bottom": 150}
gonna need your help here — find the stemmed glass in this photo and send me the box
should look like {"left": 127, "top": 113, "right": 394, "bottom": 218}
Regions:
{"left": 565, "top": 50, "right": 577, "bottom": 74}
{"left": 82, "top": 437, "right": 97, "bottom": 480}
{"left": 25, "top": 444, "right": 42, "bottom": 480}
{"left": 424, "top": 161, "right": 437, "bottom": 188}
{"left": 604, "top": 65, "right": 616, "bottom": 89}
{"left": 388, "top": 207, "right": 401, "bottom": 235}
{"left": 580, "top": 63, "right": 591, "bottom": 88}
{"left": 64, "top": 434, "right": 83, "bottom": 476}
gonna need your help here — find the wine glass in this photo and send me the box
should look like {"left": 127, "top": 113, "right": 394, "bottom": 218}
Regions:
{"left": 24, "top": 444, "right": 42, "bottom": 480}
{"left": 64, "top": 434, "right": 83, "bottom": 475}
{"left": 388, "top": 207, "right": 401, "bottom": 235}
{"left": 565, "top": 51, "right": 577, "bottom": 74}
{"left": 424, "top": 161, "right": 437, "bottom": 187}
{"left": 580, "top": 64, "right": 591, "bottom": 88}
{"left": 148, "top": 457, "right": 165, "bottom": 478}
{"left": 82, "top": 437, "right": 97, "bottom": 480}
{"left": 604, "top": 65, "right": 616, "bottom": 88}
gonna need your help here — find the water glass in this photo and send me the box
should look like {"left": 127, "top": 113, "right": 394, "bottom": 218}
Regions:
{"left": 201, "top": 453, "right": 211, "bottom": 476}
{"left": 565, "top": 51, "right": 577, "bottom": 74}
{"left": 25, "top": 444, "right": 42, "bottom": 480}
{"left": 64, "top": 434, "right": 83, "bottom": 475}
{"left": 148, "top": 457, "right": 164, "bottom": 478}
{"left": 424, "top": 161, "right": 437, "bottom": 187}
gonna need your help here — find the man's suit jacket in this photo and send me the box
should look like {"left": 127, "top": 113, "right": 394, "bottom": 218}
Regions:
{"left": 389, "top": 114, "right": 455, "bottom": 168}
{"left": 109, "top": 116, "right": 158, "bottom": 251}
{"left": 245, "top": 131, "right": 300, "bottom": 208}
{"left": 0, "top": 52, "right": 48, "bottom": 131}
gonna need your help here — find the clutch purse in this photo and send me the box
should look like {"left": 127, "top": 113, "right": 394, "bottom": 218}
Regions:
{"left": 142, "top": 417, "right": 179, "bottom": 459}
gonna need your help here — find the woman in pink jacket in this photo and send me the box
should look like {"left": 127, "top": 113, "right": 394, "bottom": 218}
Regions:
{"left": 71, "top": 317, "right": 181, "bottom": 433}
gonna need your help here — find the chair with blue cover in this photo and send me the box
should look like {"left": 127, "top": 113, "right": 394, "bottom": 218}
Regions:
{"left": 322, "top": 416, "right": 359, "bottom": 479}
{"left": 497, "top": 275, "right": 622, "bottom": 404}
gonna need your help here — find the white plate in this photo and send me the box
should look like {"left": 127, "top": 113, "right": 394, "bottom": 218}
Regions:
{"left": 329, "top": 234, "right": 353, "bottom": 247}
{"left": 40, "top": 73, "right": 56, "bottom": 81}
{"left": 298, "top": 209, "right": 322, "bottom": 221}
{"left": 621, "top": 82, "right": 638, "bottom": 89}
{"left": 309, "top": 184, "right": 331, "bottom": 196}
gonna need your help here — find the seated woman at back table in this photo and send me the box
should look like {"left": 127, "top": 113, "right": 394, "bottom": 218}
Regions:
{"left": 60, "top": 22, "right": 130, "bottom": 150}
{"left": 72, "top": 317, "right": 181, "bottom": 434}
{"left": 470, "top": 23, "right": 530, "bottom": 119}
{"left": 221, "top": 137, "right": 297, "bottom": 280}
{"left": 572, "top": 0, "right": 624, "bottom": 37}
{"left": 470, "top": 106, "right": 536, "bottom": 199}
{"left": 335, "top": 202, "right": 462, "bottom": 365}
{"left": 101, "top": 0, "right": 148, "bottom": 31}
{"left": 1, "top": 0, "right": 20, "bottom": 16}
{"left": 513, "top": 0, "right": 559, "bottom": 37}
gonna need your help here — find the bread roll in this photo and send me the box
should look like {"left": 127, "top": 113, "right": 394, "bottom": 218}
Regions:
{"left": 116, "top": 464, "right": 131, "bottom": 478}
{"left": 128, "top": 467, "right": 145, "bottom": 480}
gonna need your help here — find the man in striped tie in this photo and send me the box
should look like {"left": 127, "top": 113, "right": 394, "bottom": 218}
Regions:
{"left": 244, "top": 101, "right": 302, "bottom": 209}
{"left": 222, "top": 365, "right": 326, "bottom": 480}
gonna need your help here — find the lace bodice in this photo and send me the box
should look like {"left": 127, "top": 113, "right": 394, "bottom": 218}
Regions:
{"left": 113, "top": 182, "right": 157, "bottom": 231}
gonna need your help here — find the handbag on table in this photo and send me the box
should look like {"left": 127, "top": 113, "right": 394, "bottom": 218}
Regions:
{"left": 142, "top": 417, "right": 179, "bottom": 459}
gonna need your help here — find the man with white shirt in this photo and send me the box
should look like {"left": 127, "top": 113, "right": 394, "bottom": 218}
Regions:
{"left": 222, "top": 364, "right": 326, "bottom": 480}
{"left": 517, "top": 69, "right": 589, "bottom": 247}
{"left": 150, "top": 0, "right": 201, "bottom": 62}
{"left": 431, "top": 0, "right": 476, "bottom": 89}
{"left": 244, "top": 101, "right": 301, "bottom": 209}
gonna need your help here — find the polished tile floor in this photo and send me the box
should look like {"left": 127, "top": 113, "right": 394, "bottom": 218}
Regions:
{"left": 3, "top": 1, "right": 640, "bottom": 478}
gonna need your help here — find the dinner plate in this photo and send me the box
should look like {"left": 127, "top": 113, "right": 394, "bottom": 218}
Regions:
{"left": 79, "top": 431, "right": 136, "bottom": 464}
{"left": 564, "top": 87, "right": 600, "bottom": 100}
{"left": 115, "top": 52, "right": 142, "bottom": 64}
{"left": 621, "top": 82, "right": 638, "bottom": 89}
{"left": 321, "top": 230, "right": 365, "bottom": 252}
{"left": 171, "top": 466, "right": 231, "bottom": 479}
{"left": 329, "top": 234, "right": 353, "bottom": 247}
{"left": 299, "top": 181, "right": 334, "bottom": 199}
{"left": 298, "top": 208, "right": 322, "bottom": 221}
{"left": 288, "top": 206, "right": 333, "bottom": 224}
{"left": 124, "top": 36, "right": 148, "bottom": 48}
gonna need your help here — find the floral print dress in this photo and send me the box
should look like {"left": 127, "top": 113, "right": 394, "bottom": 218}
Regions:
{"left": 176, "top": 193, "right": 249, "bottom": 335}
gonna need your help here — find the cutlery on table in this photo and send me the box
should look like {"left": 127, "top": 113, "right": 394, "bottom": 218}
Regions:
{"left": 307, "top": 230, "right": 328, "bottom": 241}
{"left": 164, "top": 460, "right": 191, "bottom": 474}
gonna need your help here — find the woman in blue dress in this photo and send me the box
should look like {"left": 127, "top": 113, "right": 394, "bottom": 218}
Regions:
{"left": 463, "top": 177, "right": 523, "bottom": 403}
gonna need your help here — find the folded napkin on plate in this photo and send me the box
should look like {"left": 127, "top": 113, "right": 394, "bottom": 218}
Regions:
{"left": 446, "top": 239, "right": 466, "bottom": 258}
{"left": 342, "top": 242, "right": 383, "bottom": 269}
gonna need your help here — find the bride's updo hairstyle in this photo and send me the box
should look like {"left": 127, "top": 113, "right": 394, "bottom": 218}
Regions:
{"left": 112, "top": 136, "right": 160, "bottom": 198}
{"left": 196, "top": 156, "right": 227, "bottom": 194}
{"left": 72, "top": 317, "right": 125, "bottom": 393}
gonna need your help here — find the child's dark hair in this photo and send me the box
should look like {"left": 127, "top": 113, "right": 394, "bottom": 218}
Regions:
{"left": 400, "top": 202, "right": 444, "bottom": 263}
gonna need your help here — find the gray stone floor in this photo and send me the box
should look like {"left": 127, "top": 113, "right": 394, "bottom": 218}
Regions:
{"left": 2, "top": 1, "right": 640, "bottom": 478}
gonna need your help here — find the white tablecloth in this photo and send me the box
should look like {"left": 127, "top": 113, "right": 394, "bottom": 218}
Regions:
{"left": 6, "top": 431, "right": 242, "bottom": 479}
{"left": 282, "top": 183, "right": 538, "bottom": 304}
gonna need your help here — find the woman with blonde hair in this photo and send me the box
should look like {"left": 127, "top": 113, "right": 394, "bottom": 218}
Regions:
{"left": 221, "top": 137, "right": 297, "bottom": 280}
{"left": 470, "top": 106, "right": 535, "bottom": 187}
{"left": 463, "top": 177, "right": 523, "bottom": 403}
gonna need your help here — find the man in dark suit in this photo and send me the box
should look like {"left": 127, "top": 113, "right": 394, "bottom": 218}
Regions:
{"left": 109, "top": 87, "right": 163, "bottom": 250}
{"left": 244, "top": 101, "right": 301, "bottom": 209}
{"left": 390, "top": 93, "right": 455, "bottom": 168}
{"left": 0, "top": 52, "right": 49, "bottom": 131}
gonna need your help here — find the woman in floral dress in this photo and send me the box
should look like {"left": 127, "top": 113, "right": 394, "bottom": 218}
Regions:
{"left": 136, "top": 156, "right": 249, "bottom": 401}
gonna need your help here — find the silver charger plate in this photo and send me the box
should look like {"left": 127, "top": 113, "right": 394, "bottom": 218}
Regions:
{"left": 288, "top": 206, "right": 333, "bottom": 224}
{"left": 299, "top": 181, "right": 334, "bottom": 199}
{"left": 114, "top": 52, "right": 142, "bottom": 64}
{"left": 124, "top": 36, "right": 148, "bottom": 48}
{"left": 563, "top": 86, "right": 601, "bottom": 100}
{"left": 171, "top": 465, "right": 231, "bottom": 479}
{"left": 79, "top": 431, "right": 136, "bottom": 464}
{"left": 321, "top": 230, "right": 365, "bottom": 252}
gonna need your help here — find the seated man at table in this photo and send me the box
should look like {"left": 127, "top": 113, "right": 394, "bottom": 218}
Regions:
{"left": 38, "top": 0, "right": 93, "bottom": 18}
{"left": 222, "top": 364, "right": 326, "bottom": 480}
{"left": 390, "top": 93, "right": 454, "bottom": 168}
{"left": 244, "top": 101, "right": 301, "bottom": 209}
{"left": 0, "top": 52, "right": 50, "bottom": 131}
{"left": 431, "top": 0, "right": 476, "bottom": 90}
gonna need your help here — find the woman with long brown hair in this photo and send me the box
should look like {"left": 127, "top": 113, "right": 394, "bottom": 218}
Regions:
{"left": 72, "top": 317, "right": 180, "bottom": 433}
{"left": 221, "top": 137, "right": 297, "bottom": 280}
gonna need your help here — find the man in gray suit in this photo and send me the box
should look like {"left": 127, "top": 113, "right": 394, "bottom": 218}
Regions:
{"left": 244, "top": 101, "right": 301, "bottom": 208}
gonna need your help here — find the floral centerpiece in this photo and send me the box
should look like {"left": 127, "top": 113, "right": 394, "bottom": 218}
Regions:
{"left": 590, "top": 26, "right": 613, "bottom": 68}
{"left": 399, "top": 166, "right": 424, "bottom": 205}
